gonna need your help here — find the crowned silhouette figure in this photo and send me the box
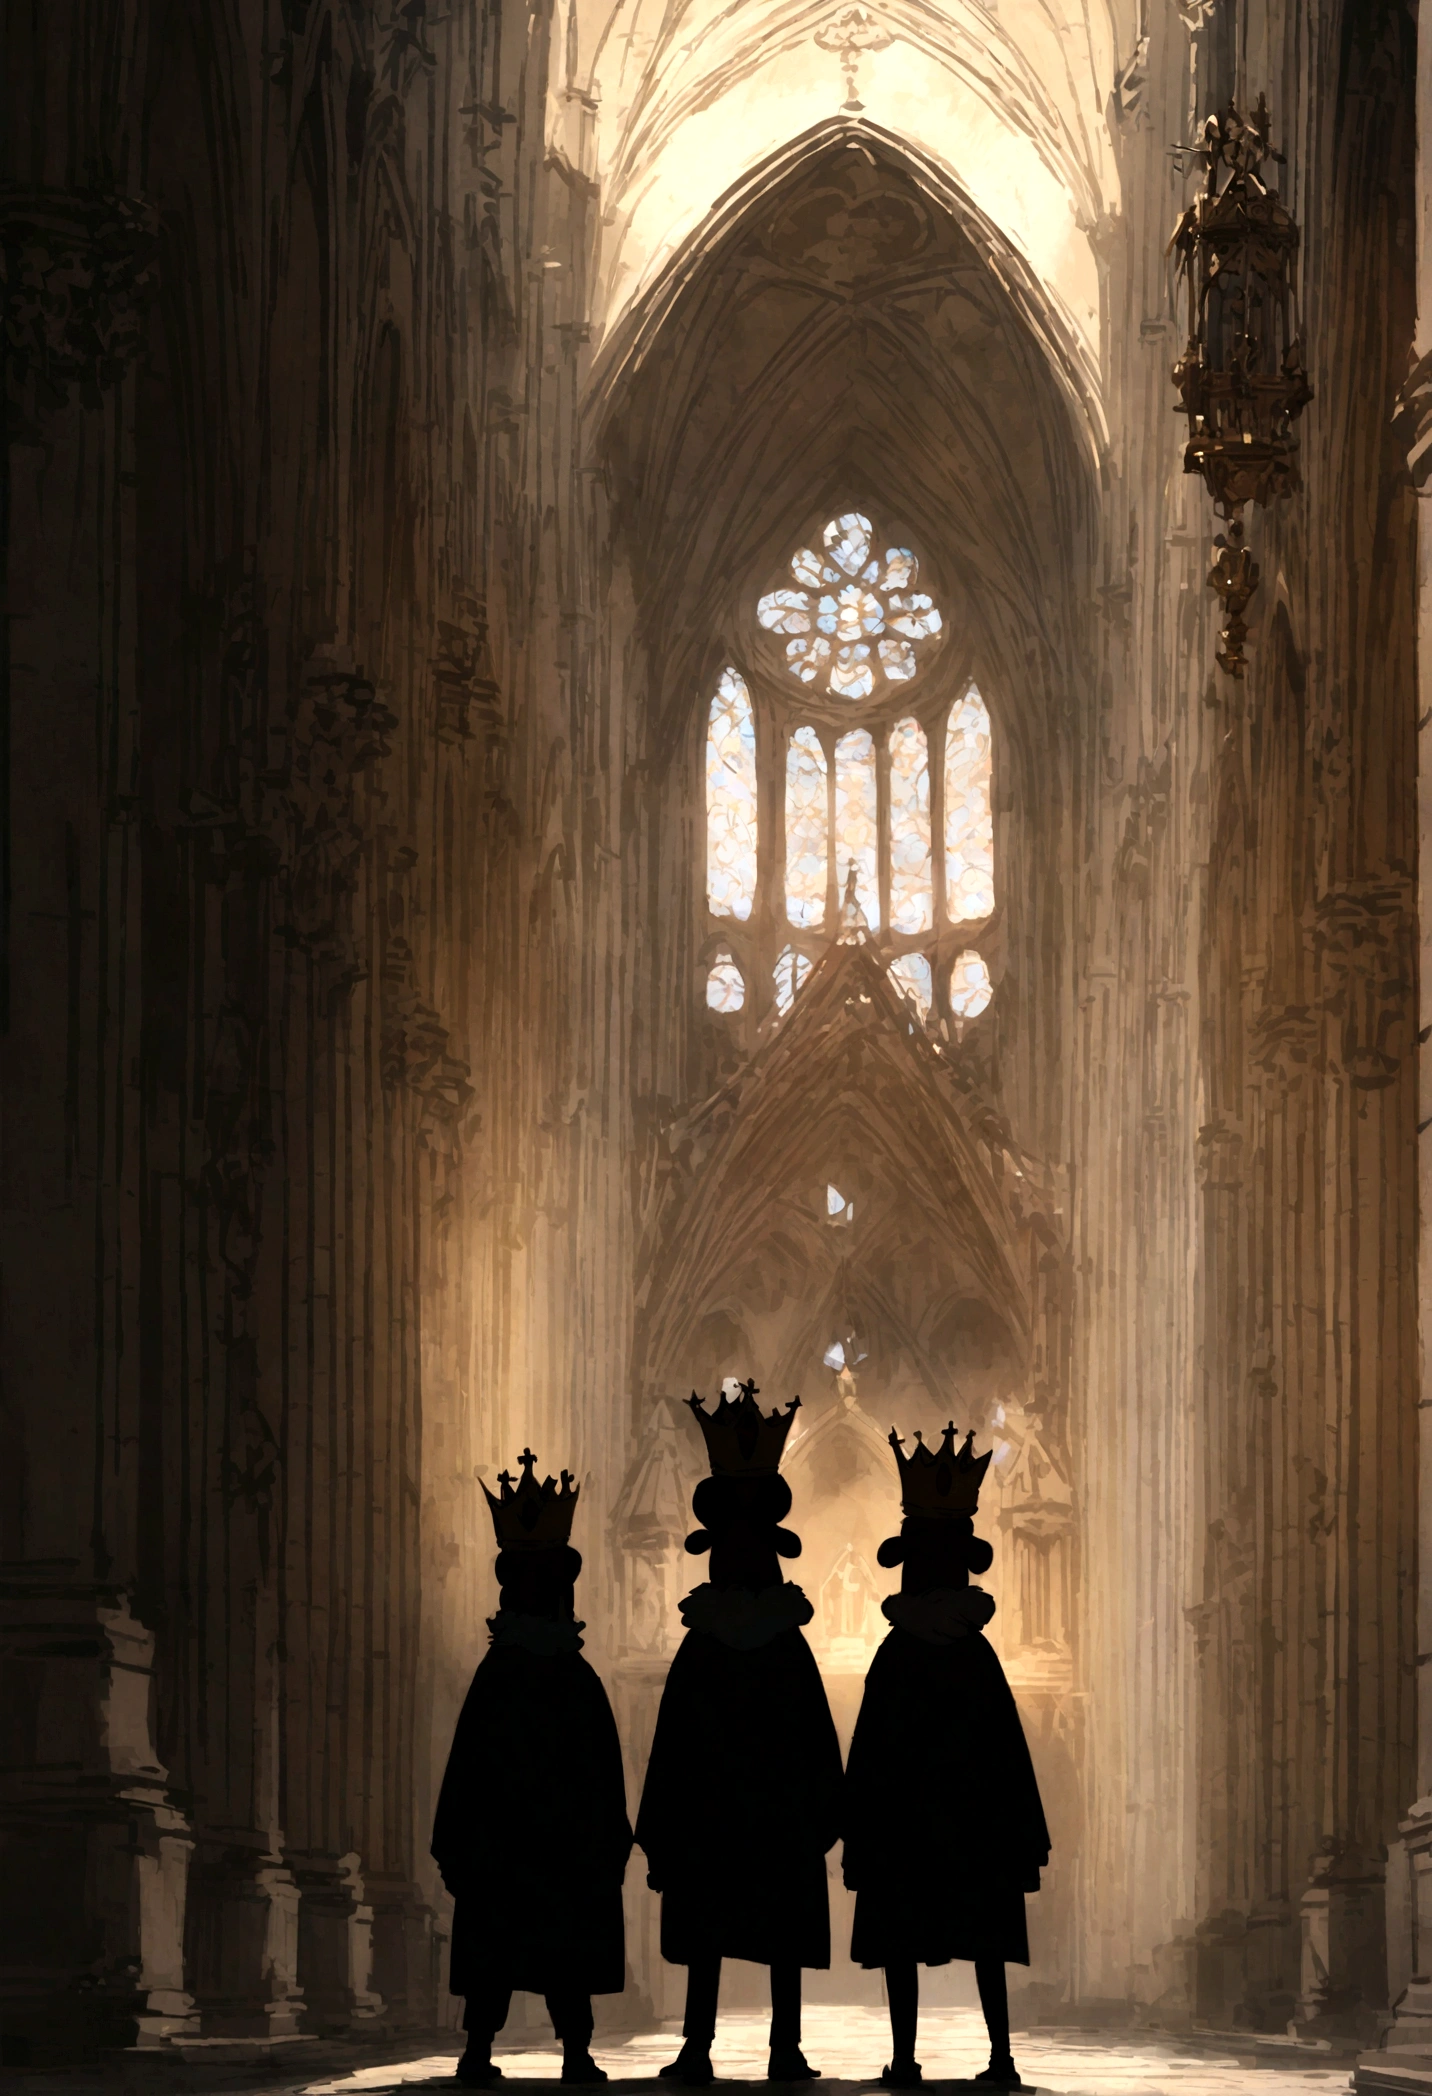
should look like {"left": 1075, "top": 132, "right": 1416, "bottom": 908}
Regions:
{"left": 635, "top": 1381, "right": 843, "bottom": 2085}
{"left": 842, "top": 1424, "right": 1049, "bottom": 2090}
{"left": 432, "top": 1452, "right": 632, "bottom": 2087}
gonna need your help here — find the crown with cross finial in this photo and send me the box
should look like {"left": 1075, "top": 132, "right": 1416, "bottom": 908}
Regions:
{"left": 481, "top": 1449, "right": 579, "bottom": 1551}
{"left": 687, "top": 1379, "right": 801, "bottom": 1477}
{"left": 888, "top": 1420, "right": 992, "bottom": 1518}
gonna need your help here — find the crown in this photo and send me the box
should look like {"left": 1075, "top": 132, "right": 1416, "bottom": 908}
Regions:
{"left": 888, "top": 1421, "right": 992, "bottom": 1517}
{"left": 482, "top": 1449, "right": 579, "bottom": 1551}
{"left": 687, "top": 1380, "right": 800, "bottom": 1476}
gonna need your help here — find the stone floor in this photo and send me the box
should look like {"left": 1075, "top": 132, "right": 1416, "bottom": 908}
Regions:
{"left": 298, "top": 2008, "right": 1359, "bottom": 2096}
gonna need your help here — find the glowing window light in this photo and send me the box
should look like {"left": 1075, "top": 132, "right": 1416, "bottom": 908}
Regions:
{"left": 834, "top": 729, "right": 879, "bottom": 933}
{"left": 945, "top": 687, "right": 994, "bottom": 922}
{"left": 785, "top": 726, "right": 828, "bottom": 928}
{"left": 759, "top": 511, "right": 942, "bottom": 700}
{"left": 888, "top": 716, "right": 932, "bottom": 934}
{"left": 705, "top": 667, "right": 758, "bottom": 920}
{"left": 889, "top": 951, "right": 933, "bottom": 1020}
{"left": 706, "top": 953, "right": 745, "bottom": 1013}
{"left": 949, "top": 948, "right": 993, "bottom": 1021}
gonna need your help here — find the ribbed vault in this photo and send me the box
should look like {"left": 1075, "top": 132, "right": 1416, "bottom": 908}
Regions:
{"left": 596, "top": 125, "right": 1098, "bottom": 791}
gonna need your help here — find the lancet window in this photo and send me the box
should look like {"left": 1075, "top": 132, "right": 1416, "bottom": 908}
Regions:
{"left": 702, "top": 510, "right": 997, "bottom": 1029}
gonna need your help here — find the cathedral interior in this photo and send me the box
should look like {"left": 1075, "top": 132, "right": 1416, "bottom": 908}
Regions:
{"left": 3, "top": 0, "right": 1432, "bottom": 2086}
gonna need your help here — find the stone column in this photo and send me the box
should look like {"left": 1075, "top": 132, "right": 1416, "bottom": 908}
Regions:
{"left": 184, "top": 1844, "right": 304, "bottom": 2040}
{"left": 1376, "top": 73, "right": 1432, "bottom": 2056}
{"left": 0, "top": 1582, "right": 197, "bottom": 2064}
{"left": 290, "top": 1851, "right": 385, "bottom": 2035}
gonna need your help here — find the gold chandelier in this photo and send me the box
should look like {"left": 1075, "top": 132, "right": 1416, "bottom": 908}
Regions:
{"left": 1170, "top": 95, "right": 1312, "bottom": 678}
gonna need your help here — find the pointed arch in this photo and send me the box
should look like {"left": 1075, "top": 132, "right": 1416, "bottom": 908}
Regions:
{"left": 637, "top": 938, "right": 1031, "bottom": 1394}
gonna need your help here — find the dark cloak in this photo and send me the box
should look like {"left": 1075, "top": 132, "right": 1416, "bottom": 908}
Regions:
{"left": 635, "top": 1622, "right": 843, "bottom": 1969}
{"left": 842, "top": 1624, "right": 1049, "bottom": 1968}
{"left": 431, "top": 1639, "right": 633, "bottom": 1996}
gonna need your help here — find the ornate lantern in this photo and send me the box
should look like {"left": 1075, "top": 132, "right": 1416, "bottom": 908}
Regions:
{"left": 1170, "top": 95, "right": 1312, "bottom": 677}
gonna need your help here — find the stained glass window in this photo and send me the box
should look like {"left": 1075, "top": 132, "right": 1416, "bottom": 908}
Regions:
{"left": 834, "top": 730, "right": 879, "bottom": 933}
{"left": 701, "top": 519, "right": 999, "bottom": 1033}
{"left": 774, "top": 944, "right": 813, "bottom": 1014}
{"left": 949, "top": 948, "right": 993, "bottom": 1020}
{"left": 889, "top": 951, "right": 933, "bottom": 1020}
{"left": 706, "top": 953, "right": 745, "bottom": 1012}
{"left": 888, "top": 717, "right": 932, "bottom": 933}
{"left": 758, "top": 512, "right": 942, "bottom": 700}
{"left": 785, "top": 726, "right": 828, "bottom": 928}
{"left": 706, "top": 668, "right": 758, "bottom": 920}
{"left": 945, "top": 687, "right": 994, "bottom": 922}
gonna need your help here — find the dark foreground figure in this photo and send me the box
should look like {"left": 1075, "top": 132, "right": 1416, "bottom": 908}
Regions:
{"left": 636, "top": 1383, "right": 843, "bottom": 2085}
{"left": 844, "top": 1425, "right": 1050, "bottom": 2091}
{"left": 432, "top": 1451, "right": 632, "bottom": 2087}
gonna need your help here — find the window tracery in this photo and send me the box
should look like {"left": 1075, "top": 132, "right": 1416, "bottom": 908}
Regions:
{"left": 774, "top": 944, "right": 813, "bottom": 1014}
{"left": 702, "top": 511, "right": 997, "bottom": 1031}
{"left": 757, "top": 511, "right": 942, "bottom": 700}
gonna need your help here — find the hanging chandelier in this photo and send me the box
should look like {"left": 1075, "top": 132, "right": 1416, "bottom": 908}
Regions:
{"left": 1170, "top": 95, "right": 1312, "bottom": 678}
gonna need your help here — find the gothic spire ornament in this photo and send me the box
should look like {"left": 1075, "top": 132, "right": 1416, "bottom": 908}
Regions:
{"left": 1169, "top": 94, "right": 1312, "bottom": 677}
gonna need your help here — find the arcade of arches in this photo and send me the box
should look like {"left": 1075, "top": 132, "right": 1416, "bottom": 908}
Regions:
{"left": 2, "top": 0, "right": 1430, "bottom": 2072}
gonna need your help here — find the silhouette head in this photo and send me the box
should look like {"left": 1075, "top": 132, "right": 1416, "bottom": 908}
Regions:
{"left": 495, "top": 1542, "right": 583, "bottom": 1619}
{"left": 685, "top": 1472, "right": 801, "bottom": 1592}
{"left": 876, "top": 1514, "right": 993, "bottom": 1595}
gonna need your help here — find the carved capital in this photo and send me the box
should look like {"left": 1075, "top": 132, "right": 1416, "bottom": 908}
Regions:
{"left": 1, "top": 186, "right": 158, "bottom": 409}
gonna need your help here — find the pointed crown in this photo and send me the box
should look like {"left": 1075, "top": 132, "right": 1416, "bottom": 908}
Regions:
{"left": 482, "top": 1449, "right": 579, "bottom": 1551}
{"left": 687, "top": 1380, "right": 800, "bottom": 1476}
{"left": 889, "top": 1421, "right": 992, "bottom": 1517}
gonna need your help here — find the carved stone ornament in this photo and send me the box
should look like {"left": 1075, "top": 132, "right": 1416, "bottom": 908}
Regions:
{"left": 1114, "top": 37, "right": 1151, "bottom": 124}
{"left": 1, "top": 186, "right": 158, "bottom": 410}
{"left": 1169, "top": 97, "right": 1312, "bottom": 677}
{"left": 433, "top": 593, "right": 503, "bottom": 747}
{"left": 813, "top": 8, "right": 893, "bottom": 113}
{"left": 263, "top": 651, "right": 397, "bottom": 983}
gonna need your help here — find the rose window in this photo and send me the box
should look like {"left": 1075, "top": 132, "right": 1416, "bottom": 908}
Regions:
{"left": 757, "top": 511, "right": 942, "bottom": 700}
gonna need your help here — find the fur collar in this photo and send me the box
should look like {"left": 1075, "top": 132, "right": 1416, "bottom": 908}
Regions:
{"left": 881, "top": 1585, "right": 995, "bottom": 1644}
{"left": 679, "top": 1581, "right": 814, "bottom": 1650}
{"left": 486, "top": 1610, "right": 585, "bottom": 1656}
